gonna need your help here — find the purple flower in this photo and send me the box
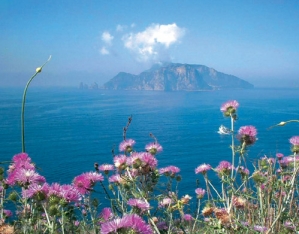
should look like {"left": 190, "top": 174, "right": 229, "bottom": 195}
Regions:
{"left": 22, "top": 183, "right": 49, "bottom": 199}
{"left": 99, "top": 207, "right": 114, "bottom": 223}
{"left": 220, "top": 100, "right": 239, "bottom": 117}
{"left": 108, "top": 174, "right": 124, "bottom": 184}
{"left": 59, "top": 184, "right": 81, "bottom": 202}
{"left": 3, "top": 209, "right": 13, "bottom": 217}
{"left": 159, "top": 166, "right": 180, "bottom": 176}
{"left": 237, "top": 125, "right": 257, "bottom": 146}
{"left": 145, "top": 142, "right": 163, "bottom": 155}
{"left": 98, "top": 164, "right": 115, "bottom": 174}
{"left": 290, "top": 136, "right": 299, "bottom": 153}
{"left": 14, "top": 169, "right": 46, "bottom": 186}
{"left": 119, "top": 139, "right": 135, "bottom": 152}
{"left": 276, "top": 153, "right": 284, "bottom": 160}
{"left": 113, "top": 155, "right": 128, "bottom": 170}
{"left": 253, "top": 225, "right": 268, "bottom": 233}
{"left": 237, "top": 166, "right": 250, "bottom": 177}
{"left": 100, "top": 214, "right": 153, "bottom": 234}
{"left": 183, "top": 214, "right": 193, "bottom": 221}
{"left": 73, "top": 172, "right": 103, "bottom": 195}
{"left": 157, "top": 221, "right": 168, "bottom": 230}
{"left": 216, "top": 161, "right": 233, "bottom": 176}
{"left": 159, "top": 198, "right": 172, "bottom": 207}
{"left": 127, "top": 198, "right": 150, "bottom": 212}
{"left": 195, "top": 188, "right": 206, "bottom": 199}
{"left": 195, "top": 163, "right": 211, "bottom": 174}
{"left": 290, "top": 136, "right": 299, "bottom": 146}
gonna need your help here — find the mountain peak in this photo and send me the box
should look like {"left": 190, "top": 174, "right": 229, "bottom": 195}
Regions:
{"left": 104, "top": 63, "right": 254, "bottom": 91}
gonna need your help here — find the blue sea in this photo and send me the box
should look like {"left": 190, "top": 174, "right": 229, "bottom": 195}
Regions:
{"left": 1, "top": 87, "right": 299, "bottom": 194}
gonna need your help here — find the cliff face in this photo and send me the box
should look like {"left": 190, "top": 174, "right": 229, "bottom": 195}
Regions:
{"left": 103, "top": 63, "right": 254, "bottom": 91}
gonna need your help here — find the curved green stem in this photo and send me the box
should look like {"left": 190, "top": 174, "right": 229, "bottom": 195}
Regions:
{"left": 21, "top": 56, "right": 51, "bottom": 152}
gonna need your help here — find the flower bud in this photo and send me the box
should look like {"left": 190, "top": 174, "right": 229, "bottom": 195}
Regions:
{"left": 36, "top": 67, "right": 42, "bottom": 73}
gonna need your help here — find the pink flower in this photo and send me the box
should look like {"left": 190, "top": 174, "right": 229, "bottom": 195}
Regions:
{"left": 3, "top": 209, "right": 13, "bottom": 217}
{"left": 159, "top": 166, "right": 180, "bottom": 176}
{"left": 140, "top": 152, "right": 158, "bottom": 168}
{"left": 113, "top": 155, "right": 128, "bottom": 170}
{"left": 108, "top": 174, "right": 124, "bottom": 184}
{"left": 195, "top": 188, "right": 206, "bottom": 199}
{"left": 99, "top": 207, "right": 114, "bottom": 223}
{"left": 145, "top": 142, "right": 163, "bottom": 155}
{"left": 276, "top": 153, "right": 284, "bottom": 160}
{"left": 119, "top": 139, "right": 136, "bottom": 152}
{"left": 237, "top": 166, "right": 250, "bottom": 177}
{"left": 290, "top": 136, "right": 299, "bottom": 146}
{"left": 100, "top": 214, "right": 152, "bottom": 234}
{"left": 60, "top": 184, "right": 81, "bottom": 202}
{"left": 73, "top": 172, "right": 103, "bottom": 195}
{"left": 14, "top": 169, "right": 46, "bottom": 186}
{"left": 22, "top": 183, "right": 49, "bottom": 199}
{"left": 195, "top": 163, "right": 211, "bottom": 174}
{"left": 220, "top": 100, "right": 239, "bottom": 117}
{"left": 184, "top": 214, "right": 193, "bottom": 221}
{"left": 127, "top": 198, "right": 150, "bottom": 212}
{"left": 159, "top": 198, "right": 172, "bottom": 207}
{"left": 98, "top": 164, "right": 115, "bottom": 174}
{"left": 237, "top": 125, "right": 257, "bottom": 146}
{"left": 216, "top": 161, "right": 233, "bottom": 175}
{"left": 254, "top": 225, "right": 268, "bottom": 233}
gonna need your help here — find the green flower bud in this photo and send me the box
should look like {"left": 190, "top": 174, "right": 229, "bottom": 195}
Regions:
{"left": 36, "top": 67, "right": 42, "bottom": 73}
{"left": 49, "top": 205, "right": 59, "bottom": 216}
{"left": 8, "top": 191, "right": 18, "bottom": 201}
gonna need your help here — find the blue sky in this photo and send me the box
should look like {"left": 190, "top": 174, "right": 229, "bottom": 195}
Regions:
{"left": 1, "top": 0, "right": 299, "bottom": 87}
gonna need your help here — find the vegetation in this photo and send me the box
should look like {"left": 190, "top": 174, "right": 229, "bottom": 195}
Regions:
{"left": 1, "top": 61, "right": 299, "bottom": 233}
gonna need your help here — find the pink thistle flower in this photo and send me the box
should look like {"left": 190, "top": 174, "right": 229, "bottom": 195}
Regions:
{"left": 290, "top": 136, "right": 299, "bottom": 146}
{"left": 12, "top": 152, "right": 31, "bottom": 163}
{"left": 253, "top": 225, "right": 268, "bottom": 233}
{"left": 127, "top": 152, "right": 143, "bottom": 167}
{"left": 48, "top": 183, "right": 62, "bottom": 197}
{"left": 59, "top": 184, "right": 81, "bottom": 202}
{"left": 237, "top": 125, "right": 257, "bottom": 146}
{"left": 127, "top": 198, "right": 150, "bottom": 212}
{"left": 157, "top": 221, "right": 168, "bottom": 230}
{"left": 290, "top": 136, "right": 299, "bottom": 153}
{"left": 195, "top": 188, "right": 206, "bottom": 199}
{"left": 220, "top": 100, "right": 239, "bottom": 117}
{"left": 236, "top": 166, "right": 250, "bottom": 177}
{"left": 145, "top": 142, "right": 163, "bottom": 155}
{"left": 100, "top": 214, "right": 153, "bottom": 234}
{"left": 98, "top": 164, "right": 115, "bottom": 174}
{"left": 276, "top": 153, "right": 284, "bottom": 160}
{"left": 3, "top": 209, "right": 13, "bottom": 217}
{"left": 99, "top": 207, "right": 114, "bottom": 222}
{"left": 73, "top": 174, "right": 92, "bottom": 195}
{"left": 119, "top": 139, "right": 135, "bottom": 153}
{"left": 14, "top": 168, "right": 46, "bottom": 186}
{"left": 108, "top": 174, "right": 125, "bottom": 184}
{"left": 159, "top": 166, "right": 180, "bottom": 176}
{"left": 82, "top": 172, "right": 104, "bottom": 183}
{"left": 216, "top": 161, "right": 233, "bottom": 176}
{"left": 140, "top": 152, "right": 158, "bottom": 168}
{"left": 113, "top": 155, "right": 127, "bottom": 170}
{"left": 183, "top": 214, "right": 193, "bottom": 221}
{"left": 195, "top": 163, "right": 211, "bottom": 174}
{"left": 22, "top": 183, "right": 49, "bottom": 199}
{"left": 159, "top": 197, "right": 172, "bottom": 207}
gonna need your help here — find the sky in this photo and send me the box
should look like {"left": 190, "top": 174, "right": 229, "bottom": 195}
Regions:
{"left": 1, "top": 0, "right": 299, "bottom": 87}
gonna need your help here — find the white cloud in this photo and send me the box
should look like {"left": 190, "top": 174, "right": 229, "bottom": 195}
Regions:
{"left": 102, "top": 31, "right": 114, "bottom": 45}
{"left": 116, "top": 24, "right": 125, "bottom": 32}
{"left": 100, "top": 47, "right": 110, "bottom": 55}
{"left": 122, "top": 23, "right": 185, "bottom": 62}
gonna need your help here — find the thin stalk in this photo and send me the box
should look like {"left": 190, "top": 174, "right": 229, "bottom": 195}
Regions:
{"left": 230, "top": 115, "right": 235, "bottom": 179}
{"left": 21, "top": 55, "right": 51, "bottom": 152}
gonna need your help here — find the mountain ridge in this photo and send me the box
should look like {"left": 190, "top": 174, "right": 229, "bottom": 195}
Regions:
{"left": 103, "top": 63, "right": 254, "bottom": 91}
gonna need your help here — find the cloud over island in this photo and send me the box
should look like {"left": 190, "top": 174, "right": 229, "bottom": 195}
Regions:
{"left": 100, "top": 23, "right": 185, "bottom": 63}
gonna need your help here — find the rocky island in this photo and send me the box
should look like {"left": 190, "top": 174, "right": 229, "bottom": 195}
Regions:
{"left": 103, "top": 63, "right": 254, "bottom": 91}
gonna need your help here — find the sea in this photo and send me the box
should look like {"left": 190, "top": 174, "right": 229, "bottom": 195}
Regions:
{"left": 1, "top": 87, "right": 299, "bottom": 197}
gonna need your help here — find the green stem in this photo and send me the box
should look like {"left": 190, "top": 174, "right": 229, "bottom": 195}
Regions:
{"left": 21, "top": 55, "right": 51, "bottom": 152}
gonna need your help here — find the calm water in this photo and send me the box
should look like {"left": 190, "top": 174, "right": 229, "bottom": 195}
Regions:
{"left": 1, "top": 87, "right": 299, "bottom": 193}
